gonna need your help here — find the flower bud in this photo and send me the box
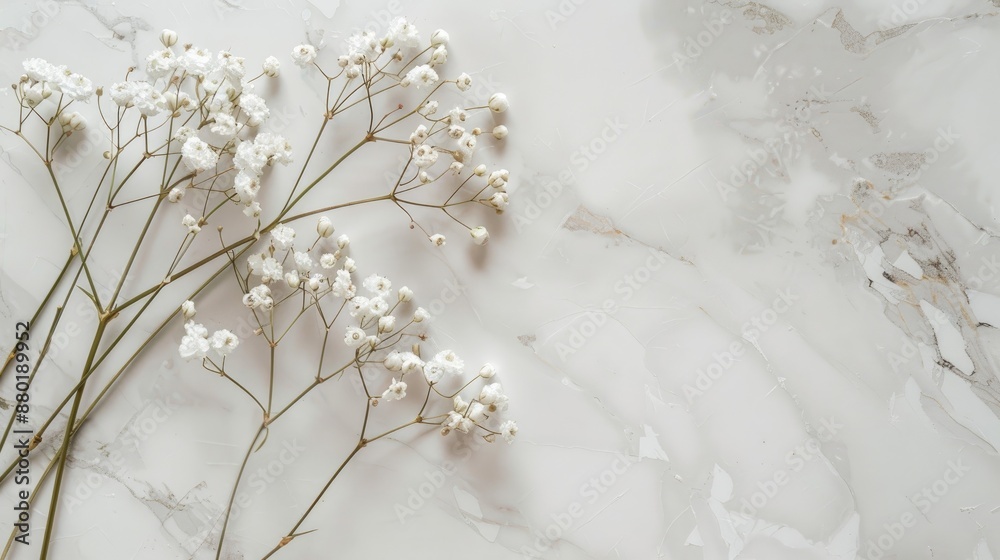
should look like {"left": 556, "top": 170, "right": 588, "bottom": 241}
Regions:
{"left": 473, "top": 164, "right": 487, "bottom": 176}
{"left": 488, "top": 92, "right": 509, "bottom": 113}
{"left": 398, "top": 286, "right": 414, "bottom": 302}
{"left": 429, "top": 234, "right": 446, "bottom": 246}
{"left": 167, "top": 187, "right": 184, "bottom": 202}
{"left": 479, "top": 363, "right": 497, "bottom": 378}
{"left": 337, "top": 234, "right": 350, "bottom": 249}
{"left": 430, "top": 29, "right": 450, "bottom": 46}
{"left": 492, "top": 125, "right": 508, "bottom": 139}
{"left": 160, "top": 29, "right": 178, "bottom": 48}
{"left": 285, "top": 271, "right": 300, "bottom": 289}
{"left": 378, "top": 315, "right": 396, "bottom": 333}
{"left": 316, "top": 216, "right": 335, "bottom": 238}
{"left": 470, "top": 226, "right": 489, "bottom": 246}
{"left": 181, "top": 300, "right": 196, "bottom": 319}
{"left": 413, "top": 307, "right": 429, "bottom": 322}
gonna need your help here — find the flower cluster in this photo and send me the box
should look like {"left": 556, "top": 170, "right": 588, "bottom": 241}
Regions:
{"left": 177, "top": 213, "right": 516, "bottom": 444}
{"left": 18, "top": 58, "right": 95, "bottom": 109}
{"left": 101, "top": 29, "right": 294, "bottom": 219}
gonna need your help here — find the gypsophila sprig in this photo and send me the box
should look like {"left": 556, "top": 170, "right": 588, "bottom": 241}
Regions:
{"left": 1, "top": 19, "right": 515, "bottom": 559}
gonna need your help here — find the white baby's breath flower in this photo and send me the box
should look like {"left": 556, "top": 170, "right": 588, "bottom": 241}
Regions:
{"left": 455, "top": 73, "right": 472, "bottom": 91}
{"left": 470, "top": 226, "right": 489, "bottom": 245}
{"left": 479, "top": 382, "right": 509, "bottom": 412}
{"left": 344, "top": 326, "right": 366, "bottom": 348}
{"left": 331, "top": 269, "right": 355, "bottom": 299}
{"left": 424, "top": 360, "right": 447, "bottom": 384}
{"left": 429, "top": 234, "right": 446, "bottom": 246}
{"left": 409, "top": 124, "right": 428, "bottom": 144}
{"left": 316, "top": 216, "right": 335, "bottom": 238}
{"left": 492, "top": 125, "right": 508, "bottom": 139}
{"left": 500, "top": 420, "right": 517, "bottom": 444}
{"left": 262, "top": 56, "right": 281, "bottom": 77}
{"left": 178, "top": 46, "right": 215, "bottom": 76}
{"left": 181, "top": 300, "right": 196, "bottom": 319}
{"left": 291, "top": 44, "right": 318, "bottom": 67}
{"left": 146, "top": 49, "right": 177, "bottom": 79}
{"left": 429, "top": 45, "right": 447, "bottom": 66}
{"left": 293, "top": 251, "right": 314, "bottom": 273}
{"left": 430, "top": 29, "right": 449, "bottom": 46}
{"left": 167, "top": 188, "right": 185, "bottom": 203}
{"left": 337, "top": 234, "right": 350, "bottom": 249}
{"left": 418, "top": 100, "right": 439, "bottom": 116}
{"left": 388, "top": 18, "right": 421, "bottom": 49}
{"left": 431, "top": 349, "right": 464, "bottom": 376}
{"left": 271, "top": 223, "right": 296, "bottom": 250}
{"left": 210, "top": 329, "right": 239, "bottom": 357}
{"left": 402, "top": 64, "right": 438, "bottom": 89}
{"left": 320, "top": 253, "right": 337, "bottom": 269}
{"left": 58, "top": 111, "right": 86, "bottom": 133}
{"left": 181, "top": 137, "right": 219, "bottom": 173}
{"left": 398, "top": 286, "right": 413, "bottom": 302}
{"left": 488, "top": 92, "right": 509, "bottom": 113}
{"left": 261, "top": 257, "right": 283, "bottom": 283}
{"left": 378, "top": 315, "right": 396, "bottom": 333}
{"left": 382, "top": 378, "right": 407, "bottom": 401}
{"left": 479, "top": 363, "right": 497, "bottom": 378}
{"left": 243, "top": 284, "right": 273, "bottom": 309}
{"left": 182, "top": 214, "right": 201, "bottom": 234}
{"left": 210, "top": 112, "right": 238, "bottom": 137}
{"left": 160, "top": 29, "right": 178, "bottom": 48}
{"left": 342, "top": 256, "right": 356, "bottom": 272}
{"left": 363, "top": 274, "right": 391, "bottom": 297}
{"left": 285, "top": 270, "right": 301, "bottom": 289}
{"left": 179, "top": 320, "right": 210, "bottom": 360}
{"left": 384, "top": 351, "right": 403, "bottom": 371}
{"left": 239, "top": 93, "right": 269, "bottom": 126}
{"left": 413, "top": 144, "right": 438, "bottom": 168}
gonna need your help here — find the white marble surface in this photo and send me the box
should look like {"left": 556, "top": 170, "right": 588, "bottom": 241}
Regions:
{"left": 2, "top": 0, "right": 1000, "bottom": 559}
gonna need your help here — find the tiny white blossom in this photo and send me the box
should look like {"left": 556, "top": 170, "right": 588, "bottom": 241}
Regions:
{"left": 488, "top": 92, "right": 509, "bottom": 113}
{"left": 363, "top": 274, "right": 391, "bottom": 297}
{"left": 239, "top": 93, "right": 269, "bottom": 126}
{"left": 337, "top": 234, "right": 350, "bottom": 249}
{"left": 413, "top": 144, "right": 438, "bottom": 168}
{"left": 500, "top": 420, "right": 517, "bottom": 444}
{"left": 344, "top": 326, "right": 366, "bottom": 348}
{"left": 429, "top": 234, "right": 446, "bottom": 246}
{"left": 431, "top": 349, "right": 464, "bottom": 376}
{"left": 398, "top": 286, "right": 413, "bottom": 302}
{"left": 418, "top": 100, "right": 439, "bottom": 116}
{"left": 261, "top": 257, "right": 283, "bottom": 283}
{"left": 291, "top": 44, "right": 318, "bottom": 67}
{"left": 470, "top": 226, "right": 489, "bottom": 245}
{"left": 167, "top": 187, "right": 184, "bottom": 202}
{"left": 316, "top": 216, "right": 335, "bottom": 238}
{"left": 320, "top": 253, "right": 337, "bottom": 269}
{"left": 181, "top": 137, "right": 219, "bottom": 173}
{"left": 160, "top": 29, "right": 178, "bottom": 48}
{"left": 262, "top": 56, "right": 281, "bottom": 77}
{"left": 413, "top": 307, "right": 430, "bottom": 322}
{"left": 382, "top": 378, "right": 407, "bottom": 401}
{"left": 479, "top": 363, "right": 497, "bottom": 378}
{"left": 181, "top": 300, "right": 196, "bottom": 319}
{"left": 242, "top": 284, "right": 273, "bottom": 309}
{"left": 179, "top": 321, "right": 210, "bottom": 360}
{"left": 294, "top": 251, "right": 315, "bottom": 273}
{"left": 285, "top": 270, "right": 301, "bottom": 289}
{"left": 378, "top": 315, "right": 396, "bottom": 333}
{"left": 430, "top": 29, "right": 450, "bottom": 46}
{"left": 402, "top": 64, "right": 438, "bottom": 89}
{"left": 455, "top": 73, "right": 472, "bottom": 91}
{"left": 384, "top": 351, "right": 403, "bottom": 371}
{"left": 492, "top": 125, "right": 508, "bottom": 139}
{"left": 429, "top": 45, "right": 447, "bottom": 66}
{"left": 271, "top": 224, "right": 296, "bottom": 250}
{"left": 479, "top": 382, "right": 510, "bottom": 411}
{"left": 182, "top": 214, "right": 201, "bottom": 233}
{"left": 210, "top": 329, "right": 239, "bottom": 357}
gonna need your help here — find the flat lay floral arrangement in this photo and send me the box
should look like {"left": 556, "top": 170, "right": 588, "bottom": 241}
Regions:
{"left": 1, "top": 17, "right": 514, "bottom": 558}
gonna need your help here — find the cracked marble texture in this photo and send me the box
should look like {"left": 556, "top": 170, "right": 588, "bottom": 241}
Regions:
{"left": 2, "top": 0, "right": 1000, "bottom": 559}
